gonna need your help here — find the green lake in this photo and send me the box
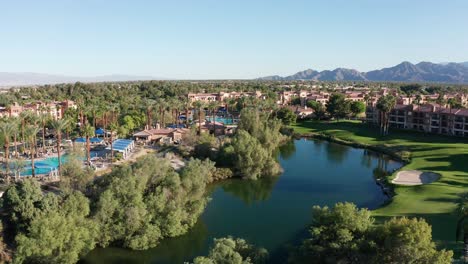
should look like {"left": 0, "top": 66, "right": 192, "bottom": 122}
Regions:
{"left": 82, "top": 139, "right": 403, "bottom": 263}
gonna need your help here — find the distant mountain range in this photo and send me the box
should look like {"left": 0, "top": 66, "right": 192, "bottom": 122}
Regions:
{"left": 0, "top": 72, "right": 163, "bottom": 87}
{"left": 259, "top": 61, "right": 468, "bottom": 83}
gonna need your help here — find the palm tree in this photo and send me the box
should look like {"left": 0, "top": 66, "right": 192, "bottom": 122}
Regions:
{"left": 19, "top": 110, "right": 33, "bottom": 150}
{"left": 37, "top": 113, "right": 51, "bottom": 153}
{"left": 9, "top": 117, "right": 20, "bottom": 158}
{"left": 456, "top": 192, "right": 468, "bottom": 262}
{"left": 157, "top": 99, "right": 168, "bottom": 128}
{"left": 82, "top": 123, "right": 95, "bottom": 166}
{"left": 436, "top": 93, "right": 446, "bottom": 134}
{"left": 226, "top": 98, "right": 237, "bottom": 124}
{"left": 414, "top": 94, "right": 423, "bottom": 105}
{"left": 51, "top": 119, "right": 70, "bottom": 175}
{"left": 208, "top": 101, "right": 218, "bottom": 136}
{"left": 143, "top": 99, "right": 155, "bottom": 129}
{"left": 183, "top": 99, "right": 192, "bottom": 128}
{"left": 0, "top": 122, "right": 16, "bottom": 182}
{"left": 108, "top": 122, "right": 118, "bottom": 164}
{"left": 193, "top": 101, "right": 205, "bottom": 135}
{"left": 25, "top": 126, "right": 41, "bottom": 177}
{"left": 376, "top": 95, "right": 396, "bottom": 136}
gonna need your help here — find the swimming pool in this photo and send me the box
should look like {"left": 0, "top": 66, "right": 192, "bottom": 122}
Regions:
{"left": 206, "top": 116, "right": 238, "bottom": 125}
{"left": 18, "top": 156, "right": 67, "bottom": 176}
{"left": 9, "top": 150, "right": 101, "bottom": 176}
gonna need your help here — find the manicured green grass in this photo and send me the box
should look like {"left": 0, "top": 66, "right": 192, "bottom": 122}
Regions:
{"left": 292, "top": 120, "right": 468, "bottom": 251}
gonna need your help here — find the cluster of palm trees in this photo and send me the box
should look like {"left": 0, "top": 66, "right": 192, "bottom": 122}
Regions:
{"left": 0, "top": 93, "right": 278, "bottom": 182}
{"left": 376, "top": 95, "right": 397, "bottom": 136}
{"left": 0, "top": 111, "right": 73, "bottom": 182}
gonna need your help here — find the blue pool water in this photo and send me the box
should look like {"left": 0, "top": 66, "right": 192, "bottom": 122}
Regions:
{"left": 20, "top": 156, "right": 67, "bottom": 176}
{"left": 12, "top": 150, "right": 101, "bottom": 176}
{"left": 206, "top": 116, "right": 238, "bottom": 125}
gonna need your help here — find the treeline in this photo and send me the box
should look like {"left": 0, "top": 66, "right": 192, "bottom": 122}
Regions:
{"left": 2, "top": 155, "right": 216, "bottom": 263}
{"left": 195, "top": 203, "right": 453, "bottom": 264}
{"left": 300, "top": 93, "right": 367, "bottom": 120}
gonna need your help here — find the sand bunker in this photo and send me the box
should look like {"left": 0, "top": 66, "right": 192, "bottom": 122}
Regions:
{"left": 392, "top": 170, "right": 440, "bottom": 185}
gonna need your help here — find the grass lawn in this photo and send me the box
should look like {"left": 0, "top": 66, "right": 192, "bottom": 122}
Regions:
{"left": 292, "top": 120, "right": 468, "bottom": 252}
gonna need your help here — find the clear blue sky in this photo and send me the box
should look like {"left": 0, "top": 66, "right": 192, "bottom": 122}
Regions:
{"left": 1, "top": 0, "right": 468, "bottom": 79}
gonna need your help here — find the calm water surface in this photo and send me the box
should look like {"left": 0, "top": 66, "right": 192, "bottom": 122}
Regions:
{"left": 82, "top": 139, "right": 402, "bottom": 264}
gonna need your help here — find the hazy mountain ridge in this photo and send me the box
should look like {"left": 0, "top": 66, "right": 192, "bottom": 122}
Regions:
{"left": 0, "top": 72, "right": 162, "bottom": 87}
{"left": 259, "top": 61, "right": 468, "bottom": 83}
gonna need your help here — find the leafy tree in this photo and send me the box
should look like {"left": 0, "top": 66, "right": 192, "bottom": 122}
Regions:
{"left": 231, "top": 130, "right": 271, "bottom": 180}
{"left": 92, "top": 155, "right": 210, "bottom": 250}
{"left": 60, "top": 148, "right": 94, "bottom": 192}
{"left": 290, "top": 97, "right": 301, "bottom": 106}
{"left": 307, "top": 101, "right": 326, "bottom": 120}
{"left": 447, "top": 98, "right": 462, "bottom": 110}
{"left": 229, "top": 109, "right": 284, "bottom": 179}
{"left": 2, "top": 180, "right": 43, "bottom": 233}
{"left": 193, "top": 237, "right": 268, "bottom": 264}
{"left": 350, "top": 101, "right": 366, "bottom": 117}
{"left": 275, "top": 108, "right": 296, "bottom": 126}
{"left": 0, "top": 223, "right": 11, "bottom": 263}
{"left": 375, "top": 217, "right": 453, "bottom": 263}
{"left": 326, "top": 93, "right": 350, "bottom": 119}
{"left": 400, "top": 84, "right": 422, "bottom": 97}
{"left": 293, "top": 202, "right": 374, "bottom": 263}
{"left": 14, "top": 191, "right": 97, "bottom": 264}
{"left": 121, "top": 115, "right": 136, "bottom": 133}
{"left": 237, "top": 109, "right": 283, "bottom": 154}
{"left": 294, "top": 202, "right": 453, "bottom": 264}
{"left": 193, "top": 133, "right": 217, "bottom": 160}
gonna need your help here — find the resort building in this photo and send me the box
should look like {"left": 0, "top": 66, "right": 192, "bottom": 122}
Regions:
{"left": 187, "top": 91, "right": 264, "bottom": 103}
{"left": 366, "top": 103, "right": 468, "bottom": 137}
{"left": 0, "top": 100, "right": 77, "bottom": 119}
{"left": 133, "top": 128, "right": 189, "bottom": 144}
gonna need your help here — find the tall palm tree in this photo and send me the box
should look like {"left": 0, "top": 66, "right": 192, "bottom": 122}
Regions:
{"left": 37, "top": 113, "right": 51, "bottom": 153}
{"left": 456, "top": 192, "right": 468, "bottom": 262}
{"left": 208, "top": 101, "right": 218, "bottom": 136}
{"left": 175, "top": 99, "right": 183, "bottom": 127}
{"left": 25, "top": 126, "right": 41, "bottom": 177}
{"left": 108, "top": 122, "right": 118, "bottom": 164}
{"left": 226, "top": 98, "right": 237, "bottom": 123}
{"left": 82, "top": 123, "right": 95, "bottom": 166}
{"left": 376, "top": 95, "right": 396, "bottom": 136}
{"left": 19, "top": 110, "right": 33, "bottom": 151}
{"left": 9, "top": 117, "right": 20, "bottom": 158}
{"left": 436, "top": 93, "right": 446, "bottom": 134}
{"left": 143, "top": 99, "right": 155, "bottom": 129}
{"left": 0, "top": 122, "right": 16, "bottom": 182}
{"left": 51, "top": 119, "right": 70, "bottom": 175}
{"left": 193, "top": 101, "right": 205, "bottom": 135}
{"left": 414, "top": 94, "right": 423, "bottom": 105}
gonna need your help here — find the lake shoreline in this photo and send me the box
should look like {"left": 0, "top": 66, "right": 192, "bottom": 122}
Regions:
{"left": 293, "top": 132, "right": 407, "bottom": 199}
